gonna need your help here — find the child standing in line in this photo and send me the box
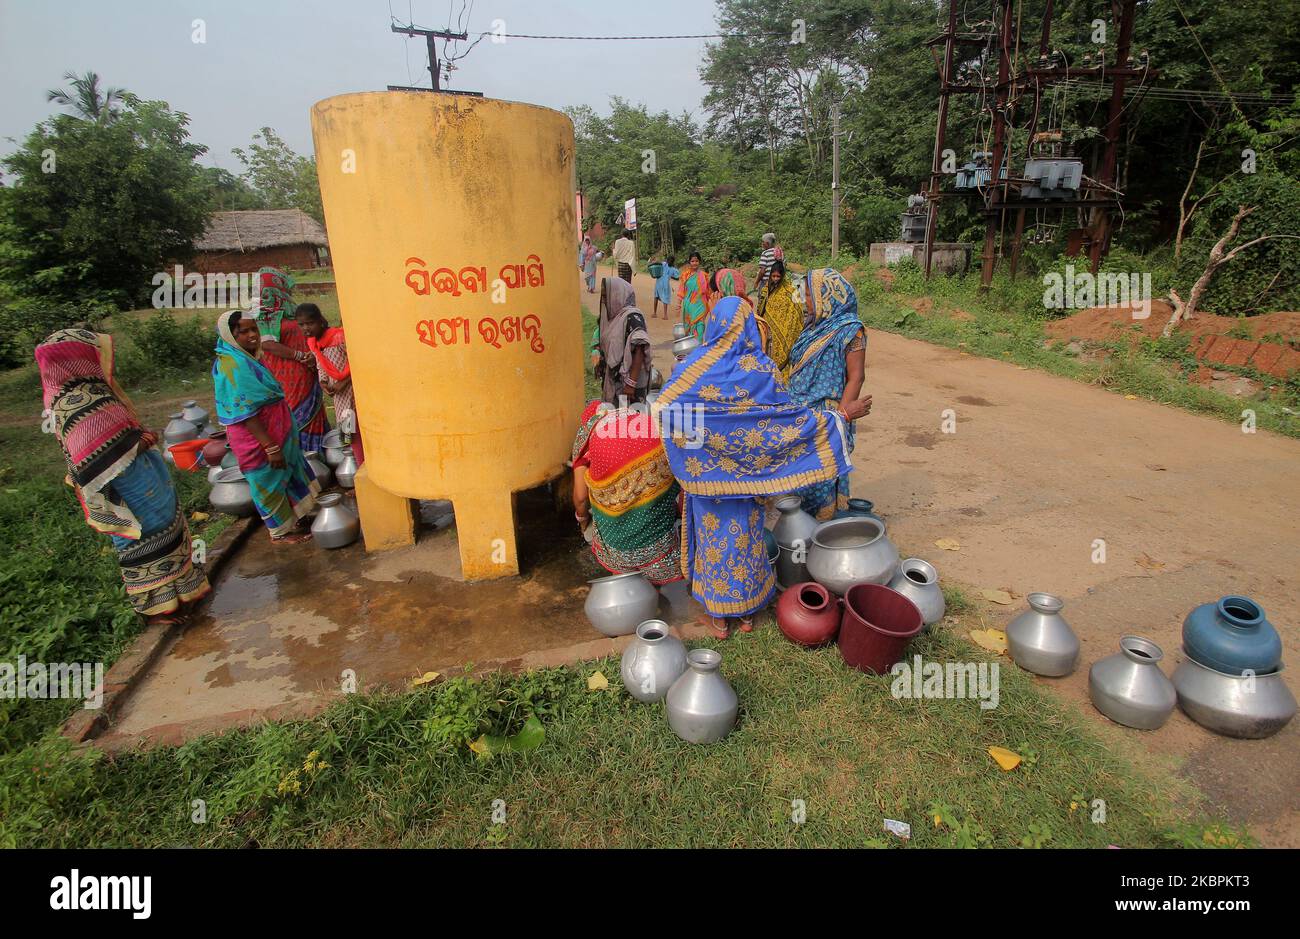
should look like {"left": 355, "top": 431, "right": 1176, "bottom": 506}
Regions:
{"left": 652, "top": 255, "right": 679, "bottom": 320}
{"left": 296, "top": 303, "right": 363, "bottom": 463}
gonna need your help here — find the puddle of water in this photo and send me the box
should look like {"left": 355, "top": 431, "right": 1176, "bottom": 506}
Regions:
{"left": 114, "top": 481, "right": 696, "bottom": 736}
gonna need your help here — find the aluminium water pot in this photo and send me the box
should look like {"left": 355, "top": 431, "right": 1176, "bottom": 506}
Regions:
{"left": 665, "top": 648, "right": 738, "bottom": 744}
{"left": 620, "top": 620, "right": 688, "bottom": 703}
{"left": 209, "top": 467, "right": 255, "bottom": 517}
{"left": 1172, "top": 658, "right": 1296, "bottom": 739}
{"left": 1088, "top": 636, "right": 1177, "bottom": 730}
{"left": 887, "top": 558, "right": 946, "bottom": 628}
{"left": 806, "top": 516, "right": 900, "bottom": 596}
{"left": 584, "top": 572, "right": 659, "bottom": 638}
{"left": 311, "top": 492, "right": 360, "bottom": 549}
{"left": 1005, "top": 592, "right": 1080, "bottom": 677}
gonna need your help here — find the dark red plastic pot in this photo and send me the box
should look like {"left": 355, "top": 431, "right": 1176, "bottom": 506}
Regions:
{"left": 838, "top": 583, "right": 923, "bottom": 674}
{"left": 201, "top": 438, "right": 228, "bottom": 466}
{"left": 775, "top": 582, "right": 840, "bottom": 647}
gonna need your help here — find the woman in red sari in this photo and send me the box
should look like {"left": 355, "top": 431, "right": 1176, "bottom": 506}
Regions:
{"left": 253, "top": 268, "right": 329, "bottom": 453}
{"left": 296, "top": 302, "right": 363, "bottom": 463}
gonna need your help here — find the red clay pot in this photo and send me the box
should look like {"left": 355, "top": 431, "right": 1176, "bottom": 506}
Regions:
{"left": 776, "top": 582, "right": 840, "bottom": 647}
{"left": 201, "top": 438, "right": 228, "bottom": 466}
{"left": 838, "top": 583, "right": 923, "bottom": 674}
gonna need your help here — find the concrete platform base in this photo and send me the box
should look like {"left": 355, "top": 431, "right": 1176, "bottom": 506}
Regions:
{"left": 86, "top": 487, "right": 706, "bottom": 752}
{"left": 869, "top": 242, "right": 972, "bottom": 275}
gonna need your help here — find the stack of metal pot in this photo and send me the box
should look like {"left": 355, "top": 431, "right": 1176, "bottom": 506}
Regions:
{"left": 162, "top": 412, "right": 199, "bottom": 464}
{"left": 1171, "top": 596, "right": 1294, "bottom": 739}
{"left": 770, "top": 495, "right": 817, "bottom": 589}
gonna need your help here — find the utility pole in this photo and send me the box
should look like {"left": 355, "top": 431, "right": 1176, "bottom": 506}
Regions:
{"left": 387, "top": 22, "right": 484, "bottom": 96}
{"left": 831, "top": 104, "right": 841, "bottom": 260}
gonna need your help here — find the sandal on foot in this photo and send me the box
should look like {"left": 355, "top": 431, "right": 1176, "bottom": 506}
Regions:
{"left": 272, "top": 531, "right": 313, "bottom": 545}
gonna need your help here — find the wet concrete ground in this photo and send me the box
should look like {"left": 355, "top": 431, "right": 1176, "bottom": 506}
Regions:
{"left": 109, "top": 487, "right": 696, "bottom": 745}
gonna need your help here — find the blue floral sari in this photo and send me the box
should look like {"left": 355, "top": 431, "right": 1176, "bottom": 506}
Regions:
{"left": 787, "top": 269, "right": 866, "bottom": 519}
{"left": 656, "top": 296, "right": 852, "bottom": 617}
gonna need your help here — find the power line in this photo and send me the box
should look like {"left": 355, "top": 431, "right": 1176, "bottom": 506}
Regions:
{"left": 473, "top": 31, "right": 726, "bottom": 40}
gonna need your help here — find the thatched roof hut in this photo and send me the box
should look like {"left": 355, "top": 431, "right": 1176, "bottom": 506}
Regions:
{"left": 191, "top": 209, "right": 329, "bottom": 274}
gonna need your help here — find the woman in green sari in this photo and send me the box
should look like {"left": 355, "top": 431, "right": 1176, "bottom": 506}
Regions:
{"left": 213, "top": 310, "right": 320, "bottom": 543}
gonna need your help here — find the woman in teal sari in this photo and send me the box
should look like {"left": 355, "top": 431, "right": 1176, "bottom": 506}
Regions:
{"left": 787, "top": 269, "right": 871, "bottom": 519}
{"left": 213, "top": 310, "right": 320, "bottom": 543}
{"left": 655, "top": 295, "right": 858, "bottom": 638}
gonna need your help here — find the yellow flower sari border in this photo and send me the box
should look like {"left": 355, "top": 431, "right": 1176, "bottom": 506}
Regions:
{"left": 652, "top": 299, "right": 843, "bottom": 498}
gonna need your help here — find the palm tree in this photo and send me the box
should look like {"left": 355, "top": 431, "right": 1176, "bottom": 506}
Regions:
{"left": 46, "top": 70, "right": 130, "bottom": 124}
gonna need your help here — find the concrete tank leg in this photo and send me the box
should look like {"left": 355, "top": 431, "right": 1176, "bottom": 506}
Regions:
{"left": 454, "top": 490, "right": 519, "bottom": 581}
{"left": 354, "top": 464, "right": 415, "bottom": 552}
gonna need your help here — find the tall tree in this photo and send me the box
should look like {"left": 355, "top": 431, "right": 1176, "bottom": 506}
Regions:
{"left": 232, "top": 128, "right": 323, "bottom": 224}
{"left": 45, "top": 70, "right": 131, "bottom": 125}
{"left": 0, "top": 98, "right": 211, "bottom": 306}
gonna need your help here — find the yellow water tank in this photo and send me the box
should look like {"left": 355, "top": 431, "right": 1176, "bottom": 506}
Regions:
{"left": 310, "top": 92, "right": 582, "bottom": 580}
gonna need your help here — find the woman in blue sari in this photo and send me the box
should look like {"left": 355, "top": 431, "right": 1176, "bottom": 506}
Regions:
{"left": 655, "top": 295, "right": 859, "bottom": 638}
{"left": 213, "top": 310, "right": 320, "bottom": 543}
{"left": 787, "top": 269, "right": 872, "bottom": 519}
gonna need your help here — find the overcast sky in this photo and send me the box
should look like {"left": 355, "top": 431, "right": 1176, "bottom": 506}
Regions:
{"left": 0, "top": 0, "right": 716, "bottom": 170}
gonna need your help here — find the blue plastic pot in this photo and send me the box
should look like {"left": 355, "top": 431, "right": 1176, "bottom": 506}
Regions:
{"left": 1182, "top": 596, "right": 1282, "bottom": 676}
{"left": 833, "top": 498, "right": 883, "bottom": 523}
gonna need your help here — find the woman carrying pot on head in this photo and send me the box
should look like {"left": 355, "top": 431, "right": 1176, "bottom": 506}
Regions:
{"left": 655, "top": 295, "right": 865, "bottom": 639}
{"left": 571, "top": 400, "right": 683, "bottom": 585}
{"left": 594, "top": 276, "right": 652, "bottom": 405}
{"left": 34, "top": 328, "right": 210, "bottom": 626}
{"left": 787, "top": 268, "right": 873, "bottom": 519}
{"left": 213, "top": 310, "right": 320, "bottom": 544}
{"left": 251, "top": 267, "right": 330, "bottom": 454}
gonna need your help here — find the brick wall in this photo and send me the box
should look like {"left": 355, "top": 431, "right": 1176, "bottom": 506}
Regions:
{"left": 189, "top": 245, "right": 323, "bottom": 275}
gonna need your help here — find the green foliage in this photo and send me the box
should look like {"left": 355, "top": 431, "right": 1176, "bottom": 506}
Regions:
{"left": 113, "top": 311, "right": 214, "bottom": 384}
{"left": 232, "top": 127, "right": 323, "bottom": 224}
{"left": 1175, "top": 169, "right": 1300, "bottom": 315}
{"left": 0, "top": 99, "right": 212, "bottom": 307}
{"left": 0, "top": 297, "right": 116, "bottom": 368}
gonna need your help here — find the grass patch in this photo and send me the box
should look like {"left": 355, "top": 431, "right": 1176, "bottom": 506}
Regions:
{"left": 0, "top": 619, "right": 1238, "bottom": 848}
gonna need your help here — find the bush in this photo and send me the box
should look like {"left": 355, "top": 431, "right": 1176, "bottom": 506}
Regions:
{"left": 114, "top": 311, "right": 213, "bottom": 385}
{"left": 0, "top": 298, "right": 115, "bottom": 369}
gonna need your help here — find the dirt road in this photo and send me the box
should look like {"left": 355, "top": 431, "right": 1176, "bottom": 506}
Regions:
{"left": 587, "top": 263, "right": 1300, "bottom": 846}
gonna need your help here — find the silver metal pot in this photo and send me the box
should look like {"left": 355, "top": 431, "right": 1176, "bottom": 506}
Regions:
{"left": 162, "top": 412, "right": 199, "bottom": 463}
{"left": 887, "top": 558, "right": 946, "bottom": 628}
{"left": 335, "top": 447, "right": 358, "bottom": 488}
{"left": 181, "top": 399, "right": 209, "bottom": 432}
{"left": 311, "top": 492, "right": 360, "bottom": 549}
{"left": 620, "top": 620, "right": 688, "bottom": 703}
{"left": 672, "top": 323, "right": 688, "bottom": 340}
{"left": 209, "top": 467, "right": 255, "bottom": 517}
{"left": 305, "top": 450, "right": 334, "bottom": 490}
{"left": 772, "top": 495, "right": 818, "bottom": 587}
{"left": 672, "top": 334, "right": 701, "bottom": 357}
{"left": 806, "top": 516, "right": 900, "bottom": 596}
{"left": 321, "top": 428, "right": 347, "bottom": 468}
{"left": 584, "top": 571, "right": 659, "bottom": 637}
{"left": 1005, "top": 592, "right": 1080, "bottom": 677}
{"left": 206, "top": 448, "right": 238, "bottom": 484}
{"left": 1172, "top": 657, "right": 1296, "bottom": 739}
{"left": 666, "top": 648, "right": 738, "bottom": 744}
{"left": 1088, "top": 636, "right": 1177, "bottom": 730}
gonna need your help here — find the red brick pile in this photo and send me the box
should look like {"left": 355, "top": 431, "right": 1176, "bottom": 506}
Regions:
{"left": 1189, "top": 334, "right": 1300, "bottom": 379}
